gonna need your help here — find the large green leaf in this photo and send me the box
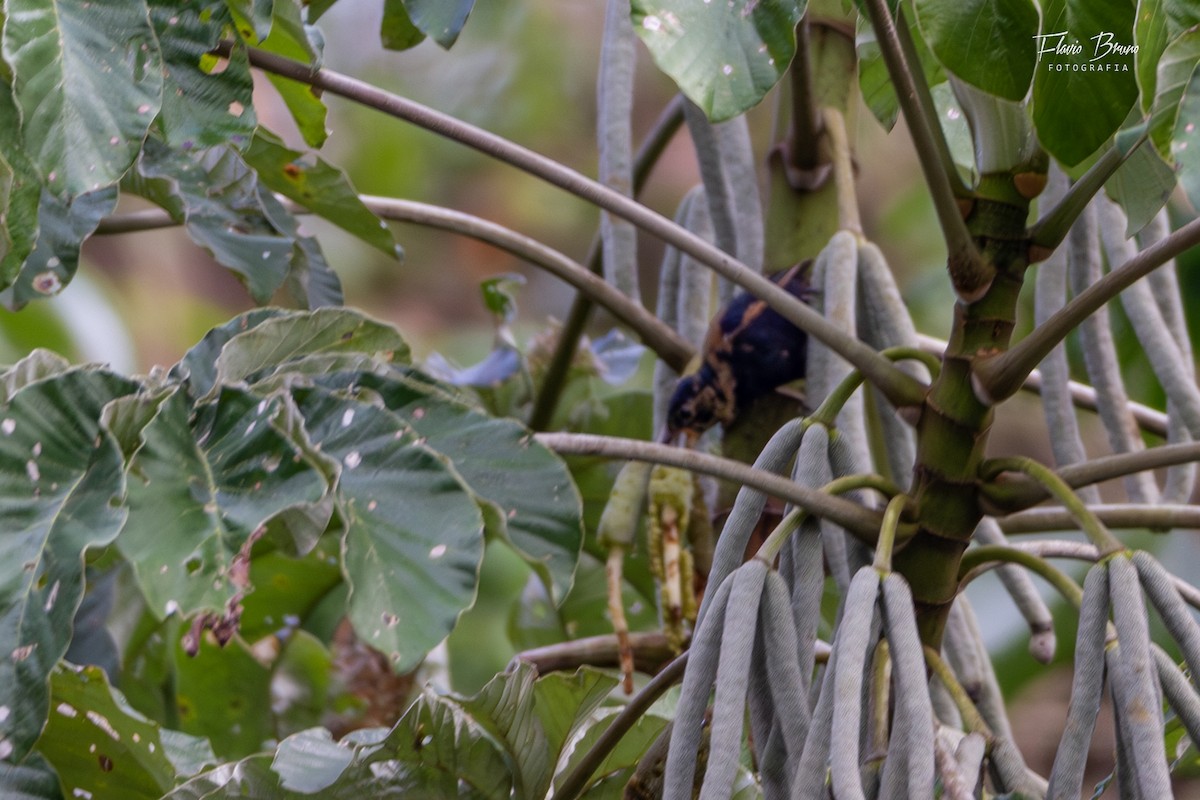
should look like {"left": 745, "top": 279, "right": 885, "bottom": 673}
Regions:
{"left": 1148, "top": 29, "right": 1200, "bottom": 157}
{"left": 346, "top": 370, "right": 582, "bottom": 604}
{"left": 118, "top": 387, "right": 327, "bottom": 617}
{"left": 1, "top": 0, "right": 162, "bottom": 197}
{"left": 1031, "top": 0, "right": 1139, "bottom": 165}
{"left": 1173, "top": 64, "right": 1200, "bottom": 212}
{"left": 457, "top": 663, "right": 617, "bottom": 800}
{"left": 172, "top": 308, "right": 294, "bottom": 398}
{"left": 243, "top": 132, "right": 399, "bottom": 258}
{"left": 913, "top": 0, "right": 1038, "bottom": 102}
{"left": 1134, "top": 0, "right": 1200, "bottom": 110}
{"left": 631, "top": 0, "right": 805, "bottom": 121}
{"left": 232, "top": 2, "right": 327, "bottom": 148}
{"left": 0, "top": 751, "right": 60, "bottom": 800}
{"left": 292, "top": 387, "right": 485, "bottom": 672}
{"left": 150, "top": 0, "right": 257, "bottom": 151}
{"left": 1105, "top": 138, "right": 1176, "bottom": 235}
{"left": 1, "top": 187, "right": 118, "bottom": 310}
{"left": 380, "top": 0, "right": 425, "bottom": 51}
{"left": 132, "top": 140, "right": 300, "bottom": 303}
{"left": 35, "top": 664, "right": 214, "bottom": 800}
{"left": 0, "top": 83, "right": 41, "bottom": 289}
{"left": 0, "top": 367, "right": 135, "bottom": 761}
{"left": 210, "top": 308, "right": 411, "bottom": 391}
{"left": 173, "top": 634, "right": 272, "bottom": 759}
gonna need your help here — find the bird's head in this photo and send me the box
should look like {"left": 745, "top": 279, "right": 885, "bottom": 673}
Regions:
{"left": 664, "top": 372, "right": 725, "bottom": 445}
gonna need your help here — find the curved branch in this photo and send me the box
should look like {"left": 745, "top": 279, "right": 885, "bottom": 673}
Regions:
{"left": 96, "top": 196, "right": 694, "bottom": 371}
{"left": 534, "top": 432, "right": 885, "bottom": 541}
{"left": 998, "top": 504, "right": 1200, "bottom": 534}
{"left": 215, "top": 42, "right": 926, "bottom": 409}
{"left": 983, "top": 442, "right": 1200, "bottom": 513}
{"left": 1028, "top": 136, "right": 1143, "bottom": 252}
{"left": 974, "top": 215, "right": 1200, "bottom": 403}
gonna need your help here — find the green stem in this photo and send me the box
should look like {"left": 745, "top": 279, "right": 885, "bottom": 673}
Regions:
{"left": 872, "top": 494, "right": 907, "bottom": 572}
{"left": 811, "top": 346, "right": 939, "bottom": 427}
{"left": 222, "top": 42, "right": 926, "bottom": 409}
{"left": 980, "top": 457, "right": 1123, "bottom": 553}
{"left": 96, "top": 195, "right": 694, "bottom": 373}
{"left": 756, "top": 507, "right": 807, "bottom": 563}
{"left": 956, "top": 544, "right": 1084, "bottom": 609}
{"left": 860, "top": 0, "right": 985, "bottom": 299}
{"left": 553, "top": 652, "right": 688, "bottom": 800}
{"left": 974, "top": 215, "right": 1200, "bottom": 403}
{"left": 1028, "top": 135, "right": 1144, "bottom": 252}
{"left": 529, "top": 95, "right": 687, "bottom": 430}
{"left": 923, "top": 646, "right": 990, "bottom": 734}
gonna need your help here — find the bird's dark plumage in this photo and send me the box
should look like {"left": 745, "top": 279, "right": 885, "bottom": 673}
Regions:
{"left": 666, "top": 261, "right": 814, "bottom": 442}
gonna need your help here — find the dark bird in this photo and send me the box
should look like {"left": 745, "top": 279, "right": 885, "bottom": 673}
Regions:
{"left": 665, "top": 260, "right": 814, "bottom": 444}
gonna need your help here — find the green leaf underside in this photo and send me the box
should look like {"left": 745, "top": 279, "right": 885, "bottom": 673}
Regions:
{"left": 631, "top": 0, "right": 805, "bottom": 121}
{"left": 2, "top": 0, "right": 163, "bottom": 197}
{"left": 0, "top": 367, "right": 136, "bottom": 761}
{"left": 1149, "top": 30, "right": 1200, "bottom": 158}
{"left": 400, "top": 0, "right": 477, "bottom": 49}
{"left": 1173, "top": 65, "right": 1200, "bottom": 212}
{"left": 914, "top": 0, "right": 1038, "bottom": 102}
{"left": 37, "top": 664, "right": 214, "bottom": 800}
{"left": 243, "top": 132, "right": 398, "bottom": 257}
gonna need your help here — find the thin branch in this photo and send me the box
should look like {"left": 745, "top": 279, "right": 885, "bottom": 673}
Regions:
{"left": 957, "top": 544, "right": 1083, "bottom": 608}
{"left": 973, "top": 215, "right": 1200, "bottom": 404}
{"left": 860, "top": 0, "right": 984, "bottom": 299}
{"left": 981, "top": 457, "right": 1123, "bottom": 553}
{"left": 983, "top": 442, "right": 1200, "bottom": 514}
{"left": 1028, "top": 136, "right": 1143, "bottom": 252}
{"left": 218, "top": 42, "right": 926, "bottom": 409}
{"left": 511, "top": 631, "right": 679, "bottom": 676}
{"left": 916, "top": 333, "right": 1167, "bottom": 437}
{"left": 530, "top": 94, "right": 686, "bottom": 430}
{"left": 553, "top": 652, "right": 688, "bottom": 800}
{"left": 534, "top": 432, "right": 885, "bottom": 541}
{"left": 995, "top": 540, "right": 1200, "bottom": 611}
{"left": 96, "top": 196, "right": 694, "bottom": 371}
{"left": 893, "top": 6, "right": 970, "bottom": 198}
{"left": 999, "top": 504, "right": 1200, "bottom": 534}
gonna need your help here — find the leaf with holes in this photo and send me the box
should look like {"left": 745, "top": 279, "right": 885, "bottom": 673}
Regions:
{"left": 1, "top": 0, "right": 163, "bottom": 197}
{"left": 35, "top": 664, "right": 215, "bottom": 800}
{"left": 632, "top": 0, "right": 805, "bottom": 121}
{"left": 243, "top": 132, "right": 398, "bottom": 258}
{"left": 0, "top": 367, "right": 136, "bottom": 762}
{"left": 117, "top": 387, "right": 328, "bottom": 619}
{"left": 292, "top": 387, "right": 485, "bottom": 672}
{"left": 339, "top": 369, "right": 583, "bottom": 604}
